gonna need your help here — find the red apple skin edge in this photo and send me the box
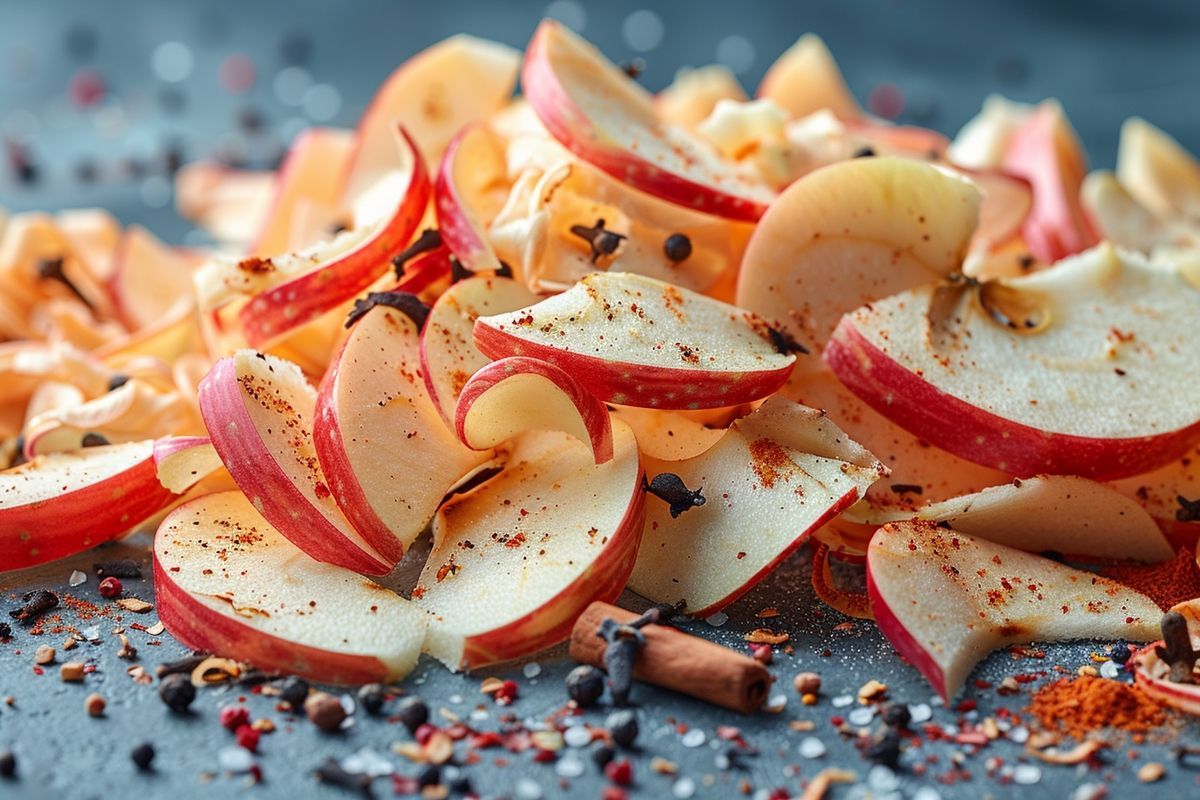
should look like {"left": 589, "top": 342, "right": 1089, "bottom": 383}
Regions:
{"left": 1, "top": 454, "right": 176, "bottom": 573}
{"left": 154, "top": 557, "right": 393, "bottom": 685}
{"left": 454, "top": 357, "right": 615, "bottom": 464}
{"left": 453, "top": 485, "right": 646, "bottom": 669}
{"left": 238, "top": 126, "right": 431, "bottom": 349}
{"left": 473, "top": 323, "right": 792, "bottom": 410}
{"left": 436, "top": 124, "right": 502, "bottom": 272}
{"left": 824, "top": 319, "right": 1200, "bottom": 481}
{"left": 521, "top": 22, "right": 767, "bottom": 223}
{"left": 1133, "top": 643, "right": 1200, "bottom": 714}
{"left": 865, "top": 557, "right": 952, "bottom": 703}
{"left": 198, "top": 358, "right": 392, "bottom": 576}
{"left": 687, "top": 486, "right": 862, "bottom": 619}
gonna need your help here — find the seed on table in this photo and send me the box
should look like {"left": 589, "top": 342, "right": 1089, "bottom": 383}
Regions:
{"left": 130, "top": 743, "right": 155, "bottom": 771}
{"left": 794, "top": 672, "right": 821, "bottom": 695}
{"left": 278, "top": 675, "right": 310, "bottom": 709}
{"left": 565, "top": 665, "right": 605, "bottom": 707}
{"left": 397, "top": 696, "right": 429, "bottom": 733}
{"left": 357, "top": 683, "right": 386, "bottom": 715}
{"left": 606, "top": 709, "right": 638, "bottom": 747}
{"left": 34, "top": 646, "right": 55, "bottom": 666}
{"left": 1138, "top": 762, "right": 1165, "bottom": 783}
{"left": 305, "top": 692, "right": 347, "bottom": 732}
{"left": 60, "top": 662, "right": 85, "bottom": 682}
{"left": 158, "top": 673, "right": 195, "bottom": 713}
{"left": 84, "top": 693, "right": 106, "bottom": 717}
{"left": 0, "top": 749, "right": 15, "bottom": 778}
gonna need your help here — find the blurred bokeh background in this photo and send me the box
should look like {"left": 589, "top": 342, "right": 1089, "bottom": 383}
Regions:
{"left": 0, "top": 0, "right": 1196, "bottom": 242}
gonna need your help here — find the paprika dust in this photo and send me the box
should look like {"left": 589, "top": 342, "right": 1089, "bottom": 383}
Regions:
{"left": 1027, "top": 676, "right": 1166, "bottom": 739}
{"left": 1100, "top": 548, "right": 1200, "bottom": 611}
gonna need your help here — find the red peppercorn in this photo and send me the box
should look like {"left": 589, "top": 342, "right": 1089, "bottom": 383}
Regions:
{"left": 98, "top": 577, "right": 122, "bottom": 598}
{"left": 471, "top": 731, "right": 503, "bottom": 749}
{"left": 751, "top": 644, "right": 773, "bottom": 664}
{"left": 533, "top": 748, "right": 556, "bottom": 763}
{"left": 604, "top": 758, "right": 633, "bottom": 786}
{"left": 493, "top": 679, "right": 519, "bottom": 705}
{"left": 413, "top": 723, "right": 437, "bottom": 746}
{"left": 235, "top": 724, "right": 260, "bottom": 752}
{"left": 601, "top": 788, "right": 628, "bottom": 800}
{"left": 219, "top": 705, "right": 251, "bottom": 732}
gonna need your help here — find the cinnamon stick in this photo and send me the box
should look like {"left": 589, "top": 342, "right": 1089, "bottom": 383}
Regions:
{"left": 568, "top": 601, "right": 772, "bottom": 713}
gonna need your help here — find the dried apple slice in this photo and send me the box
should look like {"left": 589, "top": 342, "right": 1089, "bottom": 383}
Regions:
{"left": 628, "top": 396, "right": 884, "bottom": 615}
{"left": 436, "top": 123, "right": 507, "bottom": 272}
{"left": 314, "top": 297, "right": 489, "bottom": 564}
{"left": 826, "top": 244, "right": 1200, "bottom": 480}
{"left": 474, "top": 272, "right": 794, "bottom": 409}
{"left": 154, "top": 491, "right": 426, "bottom": 684}
{"left": 175, "top": 161, "right": 275, "bottom": 247}
{"left": 416, "top": 420, "right": 643, "bottom": 669}
{"left": 1001, "top": 100, "right": 1097, "bottom": 263}
{"left": 1133, "top": 642, "right": 1200, "bottom": 715}
{"left": 421, "top": 275, "right": 540, "bottom": 422}
{"left": 757, "top": 34, "right": 863, "bottom": 121}
{"left": 657, "top": 65, "right": 748, "bottom": 129}
{"left": 1111, "top": 443, "right": 1200, "bottom": 549}
{"left": 237, "top": 126, "right": 430, "bottom": 348}
{"left": 1, "top": 436, "right": 216, "bottom": 572}
{"left": 198, "top": 350, "right": 393, "bottom": 576}
{"left": 250, "top": 127, "right": 356, "bottom": 256}
{"left": 456, "top": 356, "right": 613, "bottom": 463}
{"left": 736, "top": 157, "right": 981, "bottom": 367}
{"left": 609, "top": 405, "right": 725, "bottom": 462}
{"left": 56, "top": 208, "right": 120, "bottom": 284}
{"left": 867, "top": 520, "right": 1161, "bottom": 700}
{"left": 523, "top": 20, "right": 775, "bottom": 221}
{"left": 1116, "top": 117, "right": 1200, "bottom": 222}
{"left": 108, "top": 226, "right": 197, "bottom": 331}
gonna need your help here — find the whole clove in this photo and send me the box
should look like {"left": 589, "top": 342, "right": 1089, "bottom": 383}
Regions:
{"left": 766, "top": 325, "right": 810, "bottom": 357}
{"left": 106, "top": 374, "right": 130, "bottom": 392}
{"left": 36, "top": 256, "right": 93, "bottom": 309}
{"left": 449, "top": 255, "right": 473, "bottom": 283}
{"left": 9, "top": 590, "right": 58, "bottom": 625}
{"left": 644, "top": 473, "right": 706, "bottom": 518}
{"left": 494, "top": 261, "right": 514, "bottom": 279}
{"left": 81, "top": 432, "right": 110, "bottom": 448}
{"left": 1177, "top": 495, "right": 1200, "bottom": 523}
{"left": 94, "top": 559, "right": 143, "bottom": 579}
{"left": 1156, "top": 611, "right": 1199, "bottom": 683}
{"left": 315, "top": 757, "right": 374, "bottom": 797}
{"left": 569, "top": 219, "right": 626, "bottom": 264}
{"left": 345, "top": 291, "right": 429, "bottom": 331}
{"left": 391, "top": 229, "right": 442, "bottom": 278}
{"left": 599, "top": 619, "right": 642, "bottom": 707}
{"left": 156, "top": 653, "right": 209, "bottom": 678}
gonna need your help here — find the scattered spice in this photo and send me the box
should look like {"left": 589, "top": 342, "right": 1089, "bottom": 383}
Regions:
{"left": 84, "top": 692, "right": 106, "bottom": 717}
{"left": 606, "top": 709, "right": 639, "bottom": 747}
{"left": 115, "top": 597, "right": 153, "bottom": 613}
{"left": 662, "top": 233, "right": 692, "bottom": 263}
{"left": 158, "top": 674, "right": 192, "bottom": 712}
{"left": 643, "top": 473, "right": 705, "bottom": 518}
{"left": 36, "top": 256, "right": 92, "bottom": 309}
{"left": 1176, "top": 495, "right": 1200, "bottom": 523}
{"left": 131, "top": 743, "right": 155, "bottom": 771}
{"left": 357, "top": 683, "right": 387, "bottom": 715}
{"left": 0, "top": 750, "right": 15, "bottom": 778}
{"left": 345, "top": 291, "right": 430, "bottom": 330}
{"left": 565, "top": 664, "right": 605, "bottom": 707}
{"left": 800, "top": 768, "right": 856, "bottom": 800}
{"left": 306, "top": 692, "right": 347, "bottom": 732}
{"left": 60, "top": 662, "right": 85, "bottom": 682}
{"left": 9, "top": 590, "right": 58, "bottom": 625}
{"left": 278, "top": 676, "right": 311, "bottom": 709}
{"left": 1138, "top": 761, "right": 1166, "bottom": 782}
{"left": 569, "top": 218, "right": 626, "bottom": 263}
{"left": 1154, "top": 610, "right": 1199, "bottom": 683}
{"left": 34, "top": 645, "right": 55, "bottom": 666}
{"left": 98, "top": 577, "right": 122, "bottom": 599}
{"left": 766, "top": 325, "right": 810, "bottom": 356}
{"left": 190, "top": 656, "right": 240, "bottom": 685}
{"left": 1028, "top": 676, "right": 1165, "bottom": 739}
{"left": 1102, "top": 548, "right": 1200, "bottom": 611}
{"left": 156, "top": 653, "right": 209, "bottom": 677}
{"left": 391, "top": 228, "right": 442, "bottom": 277}
{"left": 1025, "top": 738, "right": 1106, "bottom": 765}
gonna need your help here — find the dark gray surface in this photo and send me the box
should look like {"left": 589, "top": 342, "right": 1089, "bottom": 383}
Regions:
{"left": 1, "top": 533, "right": 1195, "bottom": 799}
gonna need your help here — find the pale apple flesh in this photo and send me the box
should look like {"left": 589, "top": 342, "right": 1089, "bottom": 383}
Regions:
{"left": 154, "top": 491, "right": 426, "bottom": 685}
{"left": 1, "top": 436, "right": 215, "bottom": 572}
{"left": 421, "top": 275, "right": 540, "bottom": 423}
{"left": 314, "top": 302, "right": 490, "bottom": 564}
{"left": 522, "top": 20, "right": 775, "bottom": 222}
{"left": 629, "top": 396, "right": 885, "bottom": 616}
{"left": 415, "top": 421, "right": 644, "bottom": 669}
{"left": 455, "top": 356, "right": 614, "bottom": 464}
{"left": 198, "top": 350, "right": 393, "bottom": 576}
{"left": 1116, "top": 117, "right": 1200, "bottom": 223}
{"left": 735, "top": 157, "right": 982, "bottom": 369}
{"left": 1111, "top": 443, "right": 1200, "bottom": 548}
{"left": 436, "top": 123, "right": 507, "bottom": 272}
{"left": 474, "top": 271, "right": 795, "bottom": 409}
{"left": 826, "top": 244, "right": 1200, "bottom": 480}
{"left": 657, "top": 65, "right": 748, "bottom": 130}
{"left": 867, "top": 520, "right": 1161, "bottom": 701}
{"left": 608, "top": 405, "right": 725, "bottom": 462}
{"left": 756, "top": 33, "right": 864, "bottom": 121}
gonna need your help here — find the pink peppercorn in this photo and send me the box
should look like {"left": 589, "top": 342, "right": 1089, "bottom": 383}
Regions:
{"left": 98, "top": 577, "right": 122, "bottom": 599}
{"left": 219, "top": 705, "right": 251, "bottom": 731}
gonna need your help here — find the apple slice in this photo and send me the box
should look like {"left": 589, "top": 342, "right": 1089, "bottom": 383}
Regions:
{"left": 629, "top": 397, "right": 883, "bottom": 615}
{"left": 56, "top": 208, "right": 120, "bottom": 284}
{"left": 867, "top": 519, "right": 1161, "bottom": 700}
{"left": 657, "top": 65, "right": 748, "bottom": 130}
{"left": 1111, "top": 443, "right": 1200, "bottom": 549}
{"left": 314, "top": 296, "right": 490, "bottom": 564}
{"left": 757, "top": 34, "right": 864, "bottom": 121}
{"left": 237, "top": 126, "right": 430, "bottom": 348}
{"left": 435, "top": 123, "right": 507, "bottom": 272}
{"left": 906, "top": 476, "right": 1173, "bottom": 563}
{"left": 961, "top": 168, "right": 1034, "bottom": 256}
{"left": 1081, "top": 170, "right": 1187, "bottom": 254}
{"left": 250, "top": 127, "right": 356, "bottom": 257}
{"left": 522, "top": 20, "right": 775, "bottom": 221}
{"left": 1001, "top": 100, "right": 1097, "bottom": 263}
{"left": 609, "top": 405, "right": 725, "bottom": 462}
{"left": 827, "top": 243, "right": 1200, "bottom": 480}
{"left": 154, "top": 491, "right": 426, "bottom": 684}
{"left": 1, "top": 436, "right": 216, "bottom": 572}
{"left": 1116, "top": 117, "right": 1200, "bottom": 222}
{"left": 1133, "top": 642, "right": 1200, "bottom": 715}
{"left": 736, "top": 157, "right": 981, "bottom": 368}
{"left": 198, "top": 350, "right": 393, "bottom": 575}
{"left": 456, "top": 356, "right": 613, "bottom": 463}
{"left": 475, "top": 271, "right": 795, "bottom": 409}
{"left": 416, "top": 420, "right": 643, "bottom": 669}
{"left": 421, "top": 275, "right": 540, "bottom": 422}
{"left": 948, "top": 95, "right": 1032, "bottom": 171}
{"left": 175, "top": 161, "right": 276, "bottom": 247}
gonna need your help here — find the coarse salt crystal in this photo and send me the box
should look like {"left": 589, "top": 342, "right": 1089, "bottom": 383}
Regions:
{"left": 868, "top": 764, "right": 900, "bottom": 791}
{"left": 908, "top": 703, "right": 932, "bottom": 723}
{"left": 515, "top": 778, "right": 543, "bottom": 799}
{"left": 555, "top": 755, "right": 585, "bottom": 778}
{"left": 1099, "top": 660, "right": 1120, "bottom": 679}
{"left": 705, "top": 612, "right": 728, "bottom": 627}
{"left": 1013, "top": 764, "right": 1042, "bottom": 785}
{"left": 1009, "top": 726, "right": 1029, "bottom": 744}
{"left": 217, "top": 746, "right": 254, "bottom": 773}
{"left": 681, "top": 729, "right": 706, "bottom": 748}
{"left": 564, "top": 725, "right": 592, "bottom": 748}
{"left": 848, "top": 707, "right": 874, "bottom": 727}
{"left": 69, "top": 570, "right": 87, "bottom": 586}
{"left": 673, "top": 777, "right": 697, "bottom": 798}
{"left": 523, "top": 662, "right": 542, "bottom": 679}
{"left": 798, "top": 737, "right": 826, "bottom": 759}
{"left": 831, "top": 694, "right": 854, "bottom": 708}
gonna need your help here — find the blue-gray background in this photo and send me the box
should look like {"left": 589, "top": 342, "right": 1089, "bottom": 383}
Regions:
{"left": 0, "top": 0, "right": 1197, "bottom": 242}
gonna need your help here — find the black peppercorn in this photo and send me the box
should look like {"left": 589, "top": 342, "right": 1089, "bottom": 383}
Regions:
{"left": 159, "top": 672, "right": 196, "bottom": 713}
{"left": 1111, "top": 642, "right": 1132, "bottom": 665}
{"left": 357, "top": 683, "right": 386, "bottom": 715}
{"left": 0, "top": 623, "right": 11, "bottom": 640}
{"left": 106, "top": 374, "right": 130, "bottom": 393}
{"left": 865, "top": 729, "right": 902, "bottom": 769}
{"left": 397, "top": 696, "right": 429, "bottom": 733}
{"left": 448, "top": 775, "right": 473, "bottom": 795}
{"left": 279, "top": 675, "right": 310, "bottom": 709}
{"left": 416, "top": 763, "right": 441, "bottom": 787}
{"left": 881, "top": 703, "right": 911, "bottom": 729}
{"left": 81, "top": 432, "right": 110, "bottom": 448}
{"left": 130, "top": 742, "right": 155, "bottom": 771}
{"left": 0, "top": 750, "right": 14, "bottom": 778}
{"left": 565, "top": 665, "right": 605, "bottom": 707}
{"left": 591, "top": 743, "right": 615, "bottom": 767}
{"left": 663, "top": 233, "right": 692, "bottom": 263}
{"left": 853, "top": 146, "right": 877, "bottom": 158}
{"left": 605, "top": 709, "right": 638, "bottom": 748}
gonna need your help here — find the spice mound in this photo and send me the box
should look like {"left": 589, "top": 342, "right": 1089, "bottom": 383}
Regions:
{"left": 1028, "top": 676, "right": 1166, "bottom": 739}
